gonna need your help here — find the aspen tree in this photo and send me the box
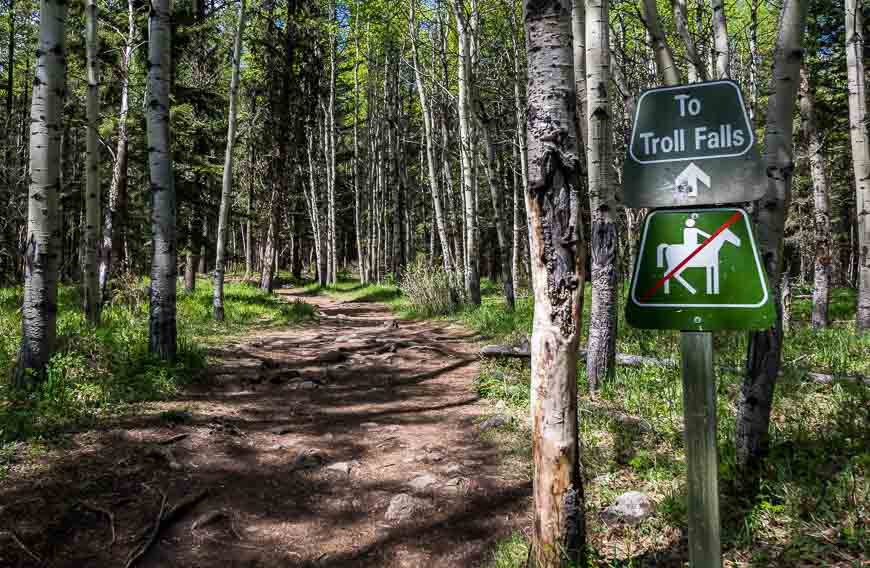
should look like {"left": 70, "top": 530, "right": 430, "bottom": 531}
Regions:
{"left": 147, "top": 0, "right": 177, "bottom": 361}
{"left": 100, "top": 0, "right": 135, "bottom": 302}
{"left": 213, "top": 0, "right": 246, "bottom": 321}
{"left": 673, "top": 0, "right": 707, "bottom": 82}
{"left": 710, "top": 0, "right": 729, "bottom": 78}
{"left": 15, "top": 0, "right": 67, "bottom": 385}
{"left": 799, "top": 66, "right": 832, "bottom": 329}
{"left": 640, "top": 0, "right": 680, "bottom": 85}
{"left": 410, "top": 0, "right": 454, "bottom": 273}
{"left": 452, "top": 0, "right": 481, "bottom": 305}
{"left": 845, "top": 0, "right": 869, "bottom": 331}
{"left": 735, "top": 0, "right": 808, "bottom": 476}
{"left": 524, "top": 0, "right": 587, "bottom": 564}
{"left": 83, "top": 0, "right": 100, "bottom": 325}
{"left": 585, "top": 0, "right": 617, "bottom": 390}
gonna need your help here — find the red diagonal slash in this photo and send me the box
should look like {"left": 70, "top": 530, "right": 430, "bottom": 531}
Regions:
{"left": 640, "top": 211, "right": 743, "bottom": 302}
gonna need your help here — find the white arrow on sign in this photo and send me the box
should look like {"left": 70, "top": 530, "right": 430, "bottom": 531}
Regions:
{"left": 675, "top": 163, "right": 711, "bottom": 197}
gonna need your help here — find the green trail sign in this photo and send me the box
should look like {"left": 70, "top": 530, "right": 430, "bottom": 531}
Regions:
{"left": 623, "top": 80, "right": 765, "bottom": 208}
{"left": 626, "top": 208, "right": 774, "bottom": 331}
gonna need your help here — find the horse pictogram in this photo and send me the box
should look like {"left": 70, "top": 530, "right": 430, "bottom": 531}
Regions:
{"left": 655, "top": 218, "right": 741, "bottom": 295}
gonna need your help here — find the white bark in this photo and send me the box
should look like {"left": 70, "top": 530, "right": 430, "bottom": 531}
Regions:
{"left": 846, "top": 0, "right": 870, "bottom": 331}
{"left": 99, "top": 0, "right": 135, "bottom": 300}
{"left": 16, "top": 0, "right": 66, "bottom": 384}
{"left": 453, "top": 0, "right": 481, "bottom": 305}
{"left": 572, "top": 0, "right": 587, "bottom": 146}
{"left": 84, "top": 0, "right": 100, "bottom": 325}
{"left": 748, "top": 0, "right": 760, "bottom": 123}
{"left": 710, "top": 0, "right": 730, "bottom": 78}
{"left": 799, "top": 66, "right": 831, "bottom": 329}
{"left": 327, "top": 0, "right": 337, "bottom": 284}
{"left": 213, "top": 0, "right": 246, "bottom": 321}
{"left": 524, "top": 0, "right": 587, "bottom": 563}
{"left": 147, "top": 0, "right": 176, "bottom": 361}
{"left": 352, "top": 4, "right": 367, "bottom": 282}
{"left": 586, "top": 0, "right": 617, "bottom": 390}
{"left": 640, "top": 0, "right": 680, "bottom": 85}
{"left": 410, "top": 0, "right": 453, "bottom": 273}
{"left": 673, "top": 0, "right": 706, "bottom": 82}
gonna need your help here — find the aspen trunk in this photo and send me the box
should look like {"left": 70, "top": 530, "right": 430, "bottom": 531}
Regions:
{"left": 244, "top": 112, "right": 255, "bottom": 280}
{"left": 184, "top": 215, "right": 197, "bottom": 293}
{"left": 846, "top": 0, "right": 870, "bottom": 331}
{"left": 674, "top": 0, "right": 706, "bottom": 82}
{"left": 99, "top": 0, "right": 134, "bottom": 302}
{"left": 799, "top": 66, "right": 831, "bottom": 329}
{"left": 748, "top": 0, "right": 760, "bottom": 123}
{"left": 640, "top": 0, "right": 680, "bottom": 85}
{"left": 482, "top": 123, "right": 515, "bottom": 309}
{"left": 83, "top": 0, "right": 100, "bottom": 325}
{"left": 585, "top": 0, "right": 617, "bottom": 391}
{"left": 15, "top": 0, "right": 67, "bottom": 385}
{"left": 571, "top": 0, "right": 587, "bottom": 146}
{"left": 147, "top": 0, "right": 176, "bottom": 361}
{"left": 410, "top": 0, "right": 453, "bottom": 273}
{"left": 524, "top": 1, "right": 587, "bottom": 565}
{"left": 352, "top": 4, "right": 367, "bottom": 282}
{"left": 213, "top": 0, "right": 246, "bottom": 321}
{"left": 735, "top": 0, "right": 808, "bottom": 477}
{"left": 327, "top": 0, "right": 338, "bottom": 284}
{"left": 710, "top": 0, "right": 730, "bottom": 78}
{"left": 453, "top": 1, "right": 481, "bottom": 305}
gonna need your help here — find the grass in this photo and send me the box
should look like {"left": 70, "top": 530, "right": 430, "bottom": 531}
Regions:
{"left": 313, "top": 276, "right": 869, "bottom": 567}
{"left": 0, "top": 277, "right": 315, "bottom": 446}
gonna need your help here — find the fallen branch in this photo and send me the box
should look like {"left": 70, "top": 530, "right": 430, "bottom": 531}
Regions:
{"left": 157, "top": 433, "right": 188, "bottom": 445}
{"left": 125, "top": 489, "right": 209, "bottom": 568}
{"left": 481, "top": 343, "right": 868, "bottom": 385}
{"left": 480, "top": 344, "right": 676, "bottom": 368}
{"left": 2, "top": 529, "right": 42, "bottom": 563}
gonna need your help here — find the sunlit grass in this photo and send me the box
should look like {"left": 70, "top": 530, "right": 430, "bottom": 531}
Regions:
{"left": 310, "top": 277, "right": 868, "bottom": 566}
{"left": 0, "top": 278, "right": 315, "bottom": 443}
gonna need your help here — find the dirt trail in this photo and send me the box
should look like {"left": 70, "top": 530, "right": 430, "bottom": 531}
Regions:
{"left": 0, "top": 289, "right": 529, "bottom": 567}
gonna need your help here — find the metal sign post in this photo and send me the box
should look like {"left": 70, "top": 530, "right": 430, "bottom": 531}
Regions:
{"left": 622, "top": 81, "right": 774, "bottom": 568}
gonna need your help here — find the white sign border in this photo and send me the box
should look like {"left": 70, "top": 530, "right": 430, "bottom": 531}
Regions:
{"left": 629, "top": 208, "right": 770, "bottom": 309}
{"left": 628, "top": 80, "right": 755, "bottom": 166}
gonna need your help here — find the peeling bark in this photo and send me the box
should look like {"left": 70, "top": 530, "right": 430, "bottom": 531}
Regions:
{"left": 524, "top": 0, "right": 587, "bottom": 565}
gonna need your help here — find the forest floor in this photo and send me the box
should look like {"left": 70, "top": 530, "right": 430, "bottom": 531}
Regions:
{"left": 0, "top": 287, "right": 530, "bottom": 567}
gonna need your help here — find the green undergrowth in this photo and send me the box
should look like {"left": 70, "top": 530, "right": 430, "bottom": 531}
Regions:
{"left": 0, "top": 278, "right": 314, "bottom": 445}
{"left": 312, "top": 278, "right": 868, "bottom": 566}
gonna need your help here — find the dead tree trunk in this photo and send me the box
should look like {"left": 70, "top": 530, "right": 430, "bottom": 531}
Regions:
{"left": 524, "top": 0, "right": 588, "bottom": 564}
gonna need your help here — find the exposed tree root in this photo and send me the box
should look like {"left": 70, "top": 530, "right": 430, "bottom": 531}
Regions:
{"left": 480, "top": 342, "right": 869, "bottom": 385}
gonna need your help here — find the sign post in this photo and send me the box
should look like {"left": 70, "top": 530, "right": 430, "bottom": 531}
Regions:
{"left": 622, "top": 80, "right": 773, "bottom": 568}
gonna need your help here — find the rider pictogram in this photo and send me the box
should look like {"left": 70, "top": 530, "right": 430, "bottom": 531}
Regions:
{"left": 654, "top": 217, "right": 741, "bottom": 296}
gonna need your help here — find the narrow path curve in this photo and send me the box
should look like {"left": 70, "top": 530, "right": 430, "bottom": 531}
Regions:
{"left": 0, "top": 289, "right": 530, "bottom": 568}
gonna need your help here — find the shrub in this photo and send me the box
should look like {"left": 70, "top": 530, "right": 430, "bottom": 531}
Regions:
{"left": 399, "top": 258, "right": 465, "bottom": 317}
